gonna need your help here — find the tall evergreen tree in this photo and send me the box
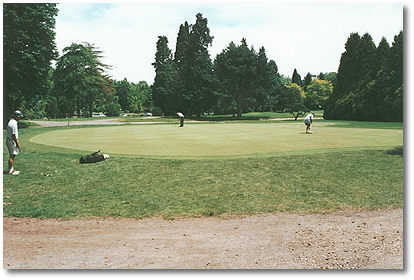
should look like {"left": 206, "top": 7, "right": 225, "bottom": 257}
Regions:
{"left": 173, "top": 21, "right": 191, "bottom": 111}
{"left": 291, "top": 69, "right": 302, "bottom": 87}
{"left": 325, "top": 33, "right": 363, "bottom": 119}
{"left": 214, "top": 39, "right": 260, "bottom": 117}
{"left": 325, "top": 31, "right": 402, "bottom": 122}
{"left": 385, "top": 31, "right": 403, "bottom": 121}
{"left": 303, "top": 73, "right": 313, "bottom": 90}
{"left": 266, "top": 60, "right": 283, "bottom": 111}
{"left": 350, "top": 33, "right": 378, "bottom": 120}
{"left": 152, "top": 36, "right": 178, "bottom": 114}
{"left": 174, "top": 22, "right": 190, "bottom": 73}
{"left": 317, "top": 72, "right": 326, "bottom": 80}
{"left": 183, "top": 13, "right": 217, "bottom": 116}
{"left": 254, "top": 46, "right": 271, "bottom": 111}
{"left": 3, "top": 3, "right": 58, "bottom": 125}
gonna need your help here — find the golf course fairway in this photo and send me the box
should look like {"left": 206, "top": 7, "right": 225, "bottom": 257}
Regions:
{"left": 30, "top": 122, "right": 403, "bottom": 158}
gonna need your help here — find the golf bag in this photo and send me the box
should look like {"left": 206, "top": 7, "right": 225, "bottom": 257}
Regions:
{"left": 79, "top": 150, "right": 109, "bottom": 164}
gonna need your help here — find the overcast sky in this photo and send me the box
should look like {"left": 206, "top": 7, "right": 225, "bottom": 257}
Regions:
{"left": 55, "top": 0, "right": 403, "bottom": 84}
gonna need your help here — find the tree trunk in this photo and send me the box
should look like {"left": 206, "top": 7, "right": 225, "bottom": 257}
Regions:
{"left": 76, "top": 96, "right": 80, "bottom": 117}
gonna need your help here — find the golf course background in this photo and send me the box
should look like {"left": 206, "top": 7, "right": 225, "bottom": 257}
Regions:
{"left": 3, "top": 120, "right": 403, "bottom": 219}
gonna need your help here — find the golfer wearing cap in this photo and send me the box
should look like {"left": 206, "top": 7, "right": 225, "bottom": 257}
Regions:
{"left": 177, "top": 112, "right": 184, "bottom": 127}
{"left": 304, "top": 112, "right": 314, "bottom": 134}
{"left": 6, "top": 110, "right": 23, "bottom": 175}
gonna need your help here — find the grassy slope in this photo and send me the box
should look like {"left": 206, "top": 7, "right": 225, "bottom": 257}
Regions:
{"left": 3, "top": 121, "right": 403, "bottom": 219}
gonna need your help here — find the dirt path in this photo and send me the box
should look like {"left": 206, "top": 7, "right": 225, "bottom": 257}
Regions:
{"left": 3, "top": 209, "right": 403, "bottom": 269}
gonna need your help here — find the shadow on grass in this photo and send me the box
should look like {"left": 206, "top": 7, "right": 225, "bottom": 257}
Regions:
{"left": 386, "top": 146, "right": 403, "bottom": 156}
{"left": 326, "top": 120, "right": 403, "bottom": 130}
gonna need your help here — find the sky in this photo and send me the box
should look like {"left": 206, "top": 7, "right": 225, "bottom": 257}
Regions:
{"left": 54, "top": 0, "right": 402, "bottom": 84}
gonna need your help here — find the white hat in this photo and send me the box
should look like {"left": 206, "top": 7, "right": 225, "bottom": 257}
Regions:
{"left": 14, "top": 110, "right": 23, "bottom": 117}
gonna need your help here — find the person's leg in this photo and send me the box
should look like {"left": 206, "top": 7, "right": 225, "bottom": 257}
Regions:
{"left": 8, "top": 155, "right": 15, "bottom": 173}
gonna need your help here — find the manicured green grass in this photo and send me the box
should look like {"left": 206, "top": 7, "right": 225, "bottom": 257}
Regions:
{"left": 3, "top": 121, "right": 403, "bottom": 219}
{"left": 30, "top": 121, "right": 403, "bottom": 158}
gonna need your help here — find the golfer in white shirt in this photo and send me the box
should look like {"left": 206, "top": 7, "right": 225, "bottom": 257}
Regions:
{"left": 304, "top": 112, "right": 314, "bottom": 134}
{"left": 177, "top": 112, "right": 184, "bottom": 127}
{"left": 6, "top": 110, "right": 23, "bottom": 175}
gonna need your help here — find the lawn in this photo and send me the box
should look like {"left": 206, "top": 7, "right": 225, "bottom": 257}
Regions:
{"left": 30, "top": 121, "right": 402, "bottom": 158}
{"left": 3, "top": 120, "right": 404, "bottom": 219}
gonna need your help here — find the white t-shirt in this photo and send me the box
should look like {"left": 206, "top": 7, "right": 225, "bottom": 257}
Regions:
{"left": 7, "top": 119, "right": 19, "bottom": 140}
{"left": 177, "top": 112, "right": 184, "bottom": 118}
{"left": 304, "top": 113, "right": 313, "bottom": 122}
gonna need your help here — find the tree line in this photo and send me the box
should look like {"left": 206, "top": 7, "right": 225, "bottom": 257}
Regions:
{"left": 324, "top": 32, "right": 403, "bottom": 122}
{"left": 3, "top": 3, "right": 152, "bottom": 123}
{"left": 3, "top": 4, "right": 402, "bottom": 125}
{"left": 152, "top": 13, "right": 335, "bottom": 118}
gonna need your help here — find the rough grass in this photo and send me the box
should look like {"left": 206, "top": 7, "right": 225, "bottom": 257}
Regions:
{"left": 3, "top": 121, "right": 404, "bottom": 219}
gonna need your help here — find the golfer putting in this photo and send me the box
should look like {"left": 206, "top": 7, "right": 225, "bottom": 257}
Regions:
{"left": 177, "top": 112, "right": 184, "bottom": 127}
{"left": 6, "top": 110, "right": 23, "bottom": 175}
{"left": 304, "top": 112, "right": 314, "bottom": 134}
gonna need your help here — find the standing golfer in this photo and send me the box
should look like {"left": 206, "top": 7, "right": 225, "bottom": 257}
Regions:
{"left": 177, "top": 112, "right": 184, "bottom": 127}
{"left": 6, "top": 110, "right": 23, "bottom": 175}
{"left": 304, "top": 112, "right": 314, "bottom": 134}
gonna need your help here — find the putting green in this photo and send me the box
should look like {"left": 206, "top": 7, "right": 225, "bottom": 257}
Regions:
{"left": 30, "top": 122, "right": 403, "bottom": 158}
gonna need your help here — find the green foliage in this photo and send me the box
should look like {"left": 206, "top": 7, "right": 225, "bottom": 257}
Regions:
{"left": 291, "top": 68, "right": 302, "bottom": 87}
{"left": 181, "top": 13, "right": 217, "bottom": 116}
{"left": 280, "top": 83, "right": 307, "bottom": 119}
{"left": 214, "top": 39, "right": 282, "bottom": 117}
{"left": 304, "top": 78, "right": 333, "bottom": 110}
{"left": 303, "top": 72, "right": 313, "bottom": 90}
{"left": 3, "top": 3, "right": 58, "bottom": 125}
{"left": 112, "top": 79, "right": 152, "bottom": 113}
{"left": 152, "top": 14, "right": 218, "bottom": 117}
{"left": 53, "top": 42, "right": 114, "bottom": 118}
{"left": 113, "top": 78, "right": 130, "bottom": 111}
{"left": 104, "top": 102, "right": 121, "bottom": 116}
{"left": 325, "top": 31, "right": 402, "bottom": 122}
{"left": 152, "top": 36, "right": 179, "bottom": 115}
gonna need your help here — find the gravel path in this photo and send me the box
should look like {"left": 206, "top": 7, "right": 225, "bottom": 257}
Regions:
{"left": 3, "top": 209, "right": 403, "bottom": 269}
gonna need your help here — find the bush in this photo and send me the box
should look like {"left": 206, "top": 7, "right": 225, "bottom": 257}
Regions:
{"left": 151, "top": 106, "right": 163, "bottom": 116}
{"left": 104, "top": 102, "right": 121, "bottom": 116}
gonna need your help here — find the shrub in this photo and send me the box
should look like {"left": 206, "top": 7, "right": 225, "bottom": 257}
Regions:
{"left": 104, "top": 102, "right": 121, "bottom": 116}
